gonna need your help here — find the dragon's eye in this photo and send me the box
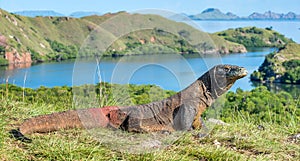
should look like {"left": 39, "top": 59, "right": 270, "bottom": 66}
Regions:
{"left": 224, "top": 66, "right": 230, "bottom": 72}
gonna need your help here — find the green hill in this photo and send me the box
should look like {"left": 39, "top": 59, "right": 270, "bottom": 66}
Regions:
{"left": 251, "top": 43, "right": 300, "bottom": 84}
{"left": 215, "top": 27, "right": 293, "bottom": 48}
{"left": 0, "top": 9, "right": 246, "bottom": 65}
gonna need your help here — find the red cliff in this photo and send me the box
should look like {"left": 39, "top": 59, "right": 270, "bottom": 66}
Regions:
{"left": 5, "top": 48, "right": 32, "bottom": 69}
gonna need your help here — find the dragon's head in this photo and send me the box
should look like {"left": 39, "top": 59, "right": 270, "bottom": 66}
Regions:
{"left": 208, "top": 64, "right": 248, "bottom": 98}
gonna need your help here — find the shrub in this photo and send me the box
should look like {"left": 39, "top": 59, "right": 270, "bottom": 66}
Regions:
{"left": 0, "top": 58, "right": 8, "bottom": 66}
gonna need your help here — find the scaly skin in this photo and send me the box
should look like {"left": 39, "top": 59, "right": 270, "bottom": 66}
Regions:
{"left": 14, "top": 65, "right": 247, "bottom": 140}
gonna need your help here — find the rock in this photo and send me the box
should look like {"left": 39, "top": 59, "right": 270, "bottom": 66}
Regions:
{"left": 274, "top": 54, "right": 287, "bottom": 62}
{"left": 13, "top": 36, "right": 21, "bottom": 44}
{"left": 218, "top": 46, "right": 229, "bottom": 54}
{"left": 40, "top": 43, "right": 46, "bottom": 48}
{"left": 236, "top": 45, "right": 247, "bottom": 53}
{"left": 290, "top": 133, "right": 300, "bottom": 140}
{"left": 139, "top": 39, "right": 146, "bottom": 44}
{"left": 142, "top": 140, "right": 162, "bottom": 149}
{"left": 23, "top": 34, "right": 29, "bottom": 39}
{"left": 257, "top": 125, "right": 265, "bottom": 130}
{"left": 12, "top": 17, "right": 18, "bottom": 26}
{"left": 87, "top": 24, "right": 96, "bottom": 31}
{"left": 213, "top": 139, "right": 221, "bottom": 148}
{"left": 0, "top": 35, "right": 7, "bottom": 47}
{"left": 4, "top": 15, "right": 18, "bottom": 26}
{"left": 207, "top": 118, "right": 230, "bottom": 126}
{"left": 197, "top": 133, "right": 208, "bottom": 138}
{"left": 5, "top": 48, "right": 32, "bottom": 65}
{"left": 150, "top": 36, "right": 156, "bottom": 43}
{"left": 5, "top": 15, "right": 11, "bottom": 22}
{"left": 288, "top": 133, "right": 300, "bottom": 143}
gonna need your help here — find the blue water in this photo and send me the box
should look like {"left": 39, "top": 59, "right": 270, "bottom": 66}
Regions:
{"left": 0, "top": 48, "right": 276, "bottom": 92}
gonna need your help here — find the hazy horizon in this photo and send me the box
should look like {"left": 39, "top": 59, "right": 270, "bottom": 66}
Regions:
{"left": 0, "top": 0, "right": 299, "bottom": 16}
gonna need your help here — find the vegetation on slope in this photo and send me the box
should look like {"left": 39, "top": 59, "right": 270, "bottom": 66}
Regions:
{"left": 0, "top": 46, "right": 8, "bottom": 65}
{"left": 0, "top": 8, "right": 246, "bottom": 65}
{"left": 220, "top": 87, "right": 299, "bottom": 124}
{"left": 251, "top": 43, "right": 300, "bottom": 84}
{"left": 0, "top": 84, "right": 299, "bottom": 160}
{"left": 215, "top": 26, "right": 293, "bottom": 48}
{"left": 209, "top": 34, "right": 247, "bottom": 54}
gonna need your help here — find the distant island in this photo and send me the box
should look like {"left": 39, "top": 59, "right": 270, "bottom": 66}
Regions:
{"left": 13, "top": 10, "right": 65, "bottom": 17}
{"left": 13, "top": 10, "right": 102, "bottom": 18}
{"left": 69, "top": 11, "right": 102, "bottom": 18}
{"left": 189, "top": 8, "right": 300, "bottom": 20}
{"left": 14, "top": 8, "right": 300, "bottom": 20}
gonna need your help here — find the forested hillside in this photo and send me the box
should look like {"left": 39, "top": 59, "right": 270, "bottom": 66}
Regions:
{"left": 215, "top": 26, "right": 293, "bottom": 48}
{"left": 0, "top": 8, "right": 246, "bottom": 66}
{"left": 251, "top": 43, "right": 300, "bottom": 84}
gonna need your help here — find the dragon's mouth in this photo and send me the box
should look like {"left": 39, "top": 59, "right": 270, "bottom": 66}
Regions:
{"left": 239, "top": 67, "right": 248, "bottom": 78}
{"left": 227, "top": 67, "right": 248, "bottom": 80}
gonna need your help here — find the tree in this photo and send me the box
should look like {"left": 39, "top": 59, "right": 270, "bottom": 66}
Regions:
{"left": 178, "top": 30, "right": 190, "bottom": 39}
{"left": 0, "top": 46, "right": 5, "bottom": 54}
{"left": 265, "top": 26, "right": 273, "bottom": 30}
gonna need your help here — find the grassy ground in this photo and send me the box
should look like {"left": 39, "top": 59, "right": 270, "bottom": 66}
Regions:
{"left": 0, "top": 94, "right": 299, "bottom": 160}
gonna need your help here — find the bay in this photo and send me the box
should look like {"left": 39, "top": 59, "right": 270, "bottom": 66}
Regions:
{"left": 1, "top": 20, "right": 299, "bottom": 93}
{"left": 0, "top": 48, "right": 278, "bottom": 92}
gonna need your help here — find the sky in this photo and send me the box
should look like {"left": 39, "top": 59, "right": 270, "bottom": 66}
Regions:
{"left": 0, "top": 0, "right": 299, "bottom": 16}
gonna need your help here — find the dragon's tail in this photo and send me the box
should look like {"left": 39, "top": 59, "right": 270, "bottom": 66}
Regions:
{"left": 10, "top": 109, "right": 88, "bottom": 142}
{"left": 20, "top": 110, "right": 85, "bottom": 134}
{"left": 10, "top": 106, "right": 128, "bottom": 142}
{"left": 10, "top": 107, "right": 127, "bottom": 142}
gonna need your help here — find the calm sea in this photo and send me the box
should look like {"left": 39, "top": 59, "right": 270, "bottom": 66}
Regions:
{"left": 0, "top": 48, "right": 275, "bottom": 92}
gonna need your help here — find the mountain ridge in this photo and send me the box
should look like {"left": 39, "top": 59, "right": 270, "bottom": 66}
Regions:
{"left": 13, "top": 8, "right": 300, "bottom": 20}
{"left": 13, "top": 10, "right": 103, "bottom": 18}
{"left": 190, "top": 8, "right": 300, "bottom": 20}
{"left": 69, "top": 11, "right": 102, "bottom": 18}
{"left": 13, "top": 10, "right": 65, "bottom": 17}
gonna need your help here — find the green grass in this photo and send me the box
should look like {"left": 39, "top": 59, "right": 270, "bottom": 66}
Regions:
{"left": 277, "top": 43, "right": 300, "bottom": 59}
{"left": 0, "top": 100, "right": 299, "bottom": 160}
{"left": 0, "top": 85, "right": 299, "bottom": 160}
{"left": 215, "top": 27, "right": 293, "bottom": 48}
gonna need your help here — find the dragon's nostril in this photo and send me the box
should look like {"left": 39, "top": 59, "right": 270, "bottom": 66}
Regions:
{"left": 239, "top": 67, "right": 248, "bottom": 76}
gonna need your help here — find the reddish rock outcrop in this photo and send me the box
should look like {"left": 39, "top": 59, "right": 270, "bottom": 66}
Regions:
{"left": 5, "top": 48, "right": 32, "bottom": 65}
{"left": 150, "top": 36, "right": 156, "bottom": 43}
{"left": 0, "top": 35, "right": 7, "bottom": 47}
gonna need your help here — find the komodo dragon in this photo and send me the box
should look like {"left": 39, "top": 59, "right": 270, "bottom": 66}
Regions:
{"left": 11, "top": 64, "right": 247, "bottom": 142}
